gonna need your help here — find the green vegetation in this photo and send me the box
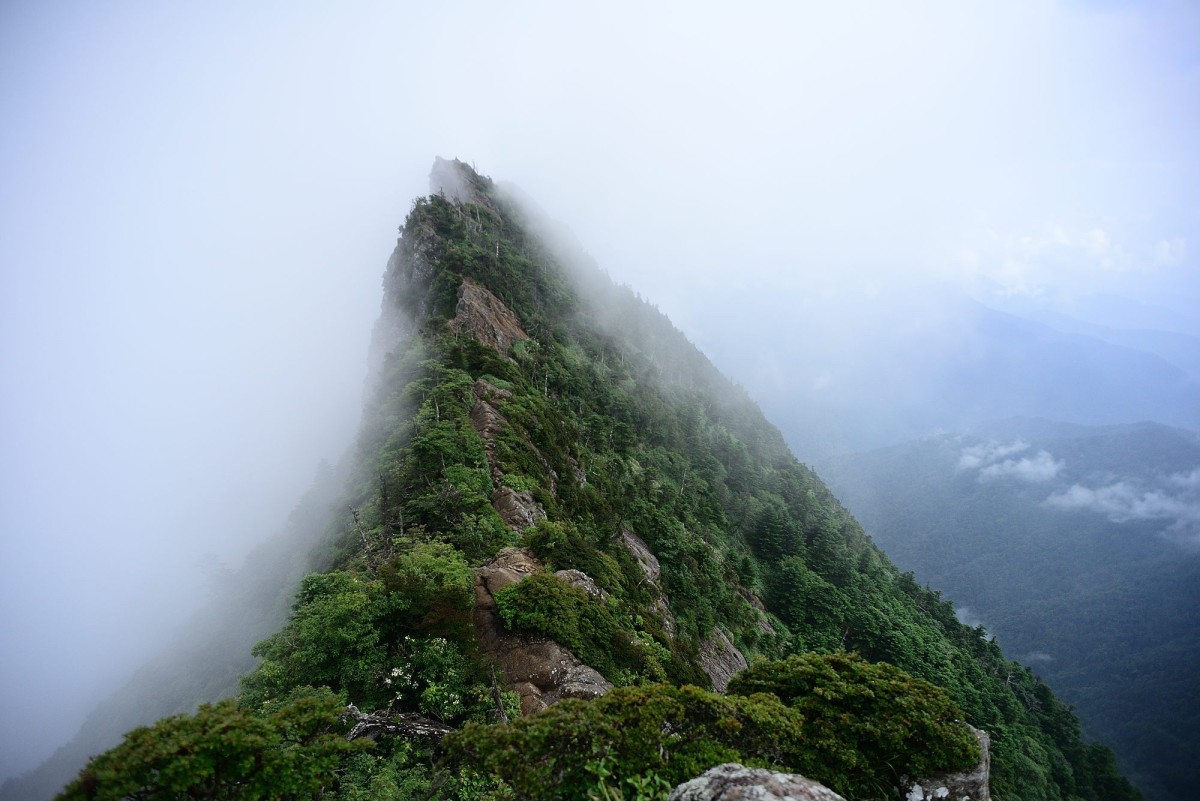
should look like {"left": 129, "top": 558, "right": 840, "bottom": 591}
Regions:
{"left": 447, "top": 683, "right": 805, "bottom": 800}
{"left": 58, "top": 161, "right": 1139, "bottom": 801}
{"left": 447, "top": 653, "right": 979, "bottom": 801}
{"left": 728, "top": 653, "right": 979, "bottom": 798}
{"left": 59, "top": 690, "right": 368, "bottom": 801}
{"left": 493, "top": 571, "right": 670, "bottom": 683}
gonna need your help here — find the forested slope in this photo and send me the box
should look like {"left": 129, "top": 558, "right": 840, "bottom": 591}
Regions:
{"left": 57, "top": 161, "right": 1136, "bottom": 801}
{"left": 821, "top": 421, "right": 1200, "bottom": 801}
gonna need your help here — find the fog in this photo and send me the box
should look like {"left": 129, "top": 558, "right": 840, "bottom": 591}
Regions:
{"left": 2, "top": 0, "right": 1198, "bottom": 783}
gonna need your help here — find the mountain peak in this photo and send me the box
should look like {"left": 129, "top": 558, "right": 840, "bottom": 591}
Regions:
{"left": 429, "top": 156, "right": 493, "bottom": 208}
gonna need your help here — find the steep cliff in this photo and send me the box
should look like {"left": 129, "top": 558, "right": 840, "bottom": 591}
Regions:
{"left": 53, "top": 160, "right": 1137, "bottom": 801}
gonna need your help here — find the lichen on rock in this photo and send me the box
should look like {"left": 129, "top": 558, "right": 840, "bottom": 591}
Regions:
{"left": 669, "top": 763, "right": 847, "bottom": 801}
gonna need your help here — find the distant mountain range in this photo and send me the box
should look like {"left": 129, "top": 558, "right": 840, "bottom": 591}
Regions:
{"left": 820, "top": 419, "right": 1200, "bottom": 801}
{"left": 693, "top": 287, "right": 1200, "bottom": 460}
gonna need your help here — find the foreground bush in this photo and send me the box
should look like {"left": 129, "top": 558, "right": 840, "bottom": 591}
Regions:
{"left": 59, "top": 689, "right": 367, "bottom": 801}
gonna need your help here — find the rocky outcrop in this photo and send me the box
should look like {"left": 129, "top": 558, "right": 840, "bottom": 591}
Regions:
{"left": 620, "top": 528, "right": 676, "bottom": 637}
{"left": 468, "top": 379, "right": 548, "bottom": 531}
{"left": 669, "top": 764, "right": 846, "bottom": 801}
{"left": 739, "top": 588, "right": 777, "bottom": 636}
{"left": 903, "top": 725, "right": 991, "bottom": 801}
{"left": 554, "top": 569, "right": 608, "bottom": 601}
{"left": 473, "top": 548, "right": 612, "bottom": 715}
{"left": 698, "top": 628, "right": 748, "bottom": 693}
{"left": 450, "top": 278, "right": 528, "bottom": 355}
{"left": 492, "top": 486, "right": 546, "bottom": 530}
{"left": 470, "top": 379, "right": 511, "bottom": 484}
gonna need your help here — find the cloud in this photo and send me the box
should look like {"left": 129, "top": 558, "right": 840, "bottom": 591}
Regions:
{"left": 955, "top": 606, "right": 996, "bottom": 639}
{"left": 1044, "top": 469, "right": 1200, "bottom": 543}
{"left": 979, "top": 450, "right": 1064, "bottom": 482}
{"left": 1044, "top": 482, "right": 1188, "bottom": 521}
{"left": 958, "top": 439, "right": 1029, "bottom": 470}
{"left": 948, "top": 222, "right": 1183, "bottom": 303}
{"left": 1168, "top": 467, "right": 1200, "bottom": 490}
{"left": 1022, "top": 651, "right": 1055, "bottom": 664}
{"left": 958, "top": 440, "right": 1062, "bottom": 482}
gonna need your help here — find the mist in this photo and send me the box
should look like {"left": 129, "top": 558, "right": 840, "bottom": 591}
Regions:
{"left": 2, "top": 0, "right": 1198, "bottom": 784}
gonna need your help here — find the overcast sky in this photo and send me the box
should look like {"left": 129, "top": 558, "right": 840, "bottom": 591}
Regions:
{"left": 2, "top": 0, "right": 1197, "bottom": 780}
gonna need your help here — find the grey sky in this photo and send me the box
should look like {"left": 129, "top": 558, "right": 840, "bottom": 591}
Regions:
{"left": 2, "top": 0, "right": 1197, "bottom": 780}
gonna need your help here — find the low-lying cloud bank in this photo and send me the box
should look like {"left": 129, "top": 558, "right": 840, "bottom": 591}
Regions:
{"left": 956, "top": 440, "right": 1200, "bottom": 543}
{"left": 1044, "top": 468, "right": 1200, "bottom": 544}
{"left": 958, "top": 440, "right": 1064, "bottom": 483}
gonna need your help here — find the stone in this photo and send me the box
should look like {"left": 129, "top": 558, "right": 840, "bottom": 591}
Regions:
{"left": 473, "top": 549, "right": 613, "bottom": 715}
{"left": 669, "top": 763, "right": 847, "bottom": 801}
{"left": 469, "top": 379, "right": 512, "bottom": 484}
{"left": 492, "top": 486, "right": 546, "bottom": 531}
{"left": 699, "top": 627, "right": 748, "bottom": 693}
{"left": 553, "top": 569, "right": 608, "bottom": 601}
{"left": 620, "top": 528, "right": 676, "bottom": 636}
{"left": 621, "top": 528, "right": 661, "bottom": 584}
{"left": 450, "top": 278, "right": 529, "bottom": 355}
{"left": 902, "top": 724, "right": 991, "bottom": 801}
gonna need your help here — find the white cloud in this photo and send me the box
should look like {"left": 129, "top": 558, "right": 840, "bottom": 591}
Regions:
{"left": 955, "top": 606, "right": 993, "bottom": 637}
{"left": 958, "top": 440, "right": 1062, "bottom": 482}
{"left": 1044, "top": 471, "right": 1200, "bottom": 544}
{"left": 958, "top": 439, "right": 1029, "bottom": 470}
{"left": 1168, "top": 467, "right": 1200, "bottom": 490}
{"left": 950, "top": 222, "right": 1165, "bottom": 302}
{"left": 979, "top": 450, "right": 1064, "bottom": 482}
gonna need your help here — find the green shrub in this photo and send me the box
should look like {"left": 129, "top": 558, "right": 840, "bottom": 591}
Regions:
{"left": 241, "top": 572, "right": 403, "bottom": 708}
{"left": 493, "top": 572, "right": 661, "bottom": 681}
{"left": 445, "top": 684, "right": 805, "bottom": 800}
{"left": 523, "top": 520, "right": 623, "bottom": 593}
{"left": 59, "top": 689, "right": 367, "bottom": 801}
{"left": 728, "top": 652, "right": 979, "bottom": 798}
{"left": 379, "top": 541, "right": 474, "bottom": 639}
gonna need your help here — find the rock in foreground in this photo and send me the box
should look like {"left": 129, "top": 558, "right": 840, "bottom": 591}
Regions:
{"left": 669, "top": 763, "right": 846, "bottom": 801}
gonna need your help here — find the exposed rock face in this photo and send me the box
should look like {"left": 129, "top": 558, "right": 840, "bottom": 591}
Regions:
{"left": 739, "top": 588, "right": 777, "bottom": 636}
{"left": 468, "top": 379, "right": 548, "bottom": 531}
{"left": 450, "top": 278, "right": 528, "bottom": 355}
{"left": 554, "top": 569, "right": 608, "bottom": 601}
{"left": 620, "top": 528, "right": 676, "bottom": 637}
{"left": 470, "top": 379, "right": 512, "bottom": 484}
{"left": 903, "top": 725, "right": 991, "bottom": 801}
{"left": 669, "top": 763, "right": 846, "bottom": 801}
{"left": 622, "top": 528, "right": 662, "bottom": 584}
{"left": 699, "top": 628, "right": 748, "bottom": 693}
{"left": 492, "top": 486, "right": 547, "bottom": 531}
{"left": 473, "top": 548, "right": 613, "bottom": 715}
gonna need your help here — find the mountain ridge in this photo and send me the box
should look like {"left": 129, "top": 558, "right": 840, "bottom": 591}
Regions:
{"left": 15, "top": 160, "right": 1138, "bottom": 801}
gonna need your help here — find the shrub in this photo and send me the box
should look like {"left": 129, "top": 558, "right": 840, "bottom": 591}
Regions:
{"left": 493, "top": 572, "right": 661, "bottom": 681}
{"left": 59, "top": 689, "right": 366, "bottom": 801}
{"left": 728, "top": 652, "right": 980, "bottom": 798}
{"left": 445, "top": 684, "right": 805, "bottom": 800}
